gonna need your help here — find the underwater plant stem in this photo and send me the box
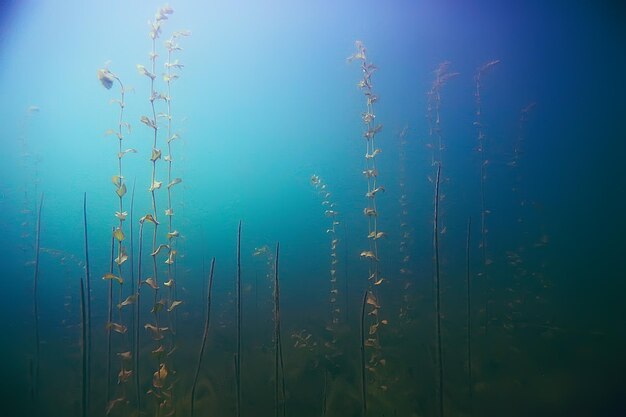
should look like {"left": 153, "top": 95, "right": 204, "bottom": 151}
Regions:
{"left": 236, "top": 220, "right": 242, "bottom": 417}
{"left": 82, "top": 193, "right": 91, "bottom": 415}
{"left": 164, "top": 32, "right": 177, "bottom": 339}
{"left": 191, "top": 257, "right": 215, "bottom": 417}
{"left": 80, "top": 277, "right": 87, "bottom": 417}
{"left": 32, "top": 193, "right": 43, "bottom": 402}
{"left": 106, "top": 227, "right": 115, "bottom": 404}
{"left": 480, "top": 164, "right": 490, "bottom": 336}
{"left": 359, "top": 290, "right": 367, "bottom": 417}
{"left": 434, "top": 163, "right": 444, "bottom": 417}
{"left": 130, "top": 179, "right": 136, "bottom": 300}
{"left": 135, "top": 221, "right": 145, "bottom": 412}
{"left": 466, "top": 217, "right": 473, "bottom": 416}
{"left": 274, "top": 242, "right": 285, "bottom": 417}
{"left": 474, "top": 61, "right": 500, "bottom": 335}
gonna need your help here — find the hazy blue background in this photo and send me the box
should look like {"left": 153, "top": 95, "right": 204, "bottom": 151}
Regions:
{"left": 0, "top": 0, "right": 625, "bottom": 416}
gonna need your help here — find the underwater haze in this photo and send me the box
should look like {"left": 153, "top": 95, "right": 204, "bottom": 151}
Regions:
{"left": 0, "top": 0, "right": 625, "bottom": 416}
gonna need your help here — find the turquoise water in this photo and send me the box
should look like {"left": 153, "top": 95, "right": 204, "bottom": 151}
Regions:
{"left": 1, "top": 1, "right": 625, "bottom": 416}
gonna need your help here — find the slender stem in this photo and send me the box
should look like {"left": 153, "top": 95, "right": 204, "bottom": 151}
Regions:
{"left": 106, "top": 227, "right": 115, "bottom": 404}
{"left": 466, "top": 217, "right": 473, "bottom": 416}
{"left": 191, "top": 257, "right": 216, "bottom": 417}
{"left": 82, "top": 192, "right": 91, "bottom": 415}
{"left": 480, "top": 161, "right": 489, "bottom": 334}
{"left": 236, "top": 220, "right": 242, "bottom": 417}
{"left": 135, "top": 221, "right": 145, "bottom": 412}
{"left": 434, "top": 163, "right": 444, "bottom": 417}
{"left": 80, "top": 277, "right": 87, "bottom": 417}
{"left": 274, "top": 242, "right": 285, "bottom": 417}
{"left": 359, "top": 290, "right": 367, "bottom": 417}
{"left": 32, "top": 193, "right": 43, "bottom": 403}
{"left": 475, "top": 60, "right": 500, "bottom": 335}
{"left": 343, "top": 223, "right": 349, "bottom": 323}
{"left": 130, "top": 179, "right": 136, "bottom": 301}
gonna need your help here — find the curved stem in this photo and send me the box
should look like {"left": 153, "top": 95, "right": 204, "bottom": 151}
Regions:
{"left": 32, "top": 193, "right": 43, "bottom": 404}
{"left": 360, "top": 290, "right": 367, "bottom": 417}
{"left": 236, "top": 220, "right": 242, "bottom": 417}
{"left": 82, "top": 192, "right": 91, "bottom": 415}
{"left": 191, "top": 257, "right": 215, "bottom": 417}
{"left": 434, "top": 163, "right": 444, "bottom": 417}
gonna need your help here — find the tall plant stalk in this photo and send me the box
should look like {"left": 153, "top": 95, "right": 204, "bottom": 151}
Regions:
{"left": 434, "top": 164, "right": 444, "bottom": 417}
{"left": 105, "top": 228, "right": 115, "bottom": 405}
{"left": 82, "top": 193, "right": 91, "bottom": 415}
{"left": 310, "top": 175, "right": 342, "bottom": 337}
{"left": 236, "top": 220, "right": 242, "bottom": 417}
{"left": 359, "top": 290, "right": 368, "bottom": 417}
{"left": 191, "top": 257, "right": 216, "bottom": 417}
{"left": 397, "top": 127, "right": 412, "bottom": 321}
{"left": 97, "top": 63, "right": 134, "bottom": 412}
{"left": 135, "top": 218, "right": 146, "bottom": 412}
{"left": 32, "top": 193, "right": 43, "bottom": 402}
{"left": 348, "top": 40, "right": 387, "bottom": 384}
{"left": 138, "top": 7, "right": 174, "bottom": 414}
{"left": 274, "top": 242, "right": 285, "bottom": 417}
{"left": 163, "top": 30, "right": 189, "bottom": 333}
{"left": 466, "top": 217, "right": 473, "bottom": 416}
{"left": 474, "top": 60, "right": 499, "bottom": 335}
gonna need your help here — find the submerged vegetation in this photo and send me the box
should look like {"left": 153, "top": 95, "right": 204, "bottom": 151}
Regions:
{"left": 11, "top": 2, "right": 620, "bottom": 417}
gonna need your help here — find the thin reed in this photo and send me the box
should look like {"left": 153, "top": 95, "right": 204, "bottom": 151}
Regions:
{"left": 274, "top": 242, "right": 286, "bottom": 417}
{"left": 466, "top": 216, "right": 473, "bottom": 416}
{"left": 191, "top": 257, "right": 216, "bottom": 417}
{"left": 433, "top": 163, "right": 444, "bottom": 417}
{"left": 359, "top": 290, "right": 368, "bottom": 417}
{"left": 105, "top": 228, "right": 115, "bottom": 404}
{"left": 236, "top": 220, "right": 242, "bottom": 417}
{"left": 348, "top": 39, "right": 387, "bottom": 388}
{"left": 82, "top": 193, "right": 91, "bottom": 415}
{"left": 134, "top": 219, "right": 145, "bottom": 412}
{"left": 474, "top": 59, "right": 500, "bottom": 334}
{"left": 32, "top": 193, "right": 43, "bottom": 402}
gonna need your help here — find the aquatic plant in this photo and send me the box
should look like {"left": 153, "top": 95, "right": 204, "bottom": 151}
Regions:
{"left": 129, "top": 180, "right": 136, "bottom": 316}
{"left": 104, "top": 228, "right": 115, "bottom": 406}
{"left": 98, "top": 61, "right": 135, "bottom": 412}
{"left": 273, "top": 242, "right": 286, "bottom": 417}
{"left": 236, "top": 220, "right": 242, "bottom": 417}
{"left": 396, "top": 127, "right": 413, "bottom": 321}
{"left": 474, "top": 59, "right": 500, "bottom": 334}
{"left": 310, "top": 174, "right": 342, "bottom": 337}
{"left": 17, "top": 106, "right": 40, "bottom": 266}
{"left": 426, "top": 62, "right": 459, "bottom": 166}
{"left": 137, "top": 5, "right": 180, "bottom": 414}
{"left": 163, "top": 27, "right": 189, "bottom": 334}
{"left": 191, "top": 257, "right": 215, "bottom": 417}
{"left": 359, "top": 290, "right": 368, "bottom": 416}
{"left": 504, "top": 103, "right": 536, "bottom": 330}
{"left": 31, "top": 193, "right": 43, "bottom": 403}
{"left": 82, "top": 193, "right": 92, "bottom": 415}
{"left": 134, "top": 213, "right": 157, "bottom": 413}
{"left": 433, "top": 164, "right": 444, "bottom": 417}
{"left": 348, "top": 39, "right": 387, "bottom": 403}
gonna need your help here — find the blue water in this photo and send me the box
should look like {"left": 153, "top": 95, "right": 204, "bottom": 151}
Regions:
{"left": 0, "top": 1, "right": 625, "bottom": 416}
